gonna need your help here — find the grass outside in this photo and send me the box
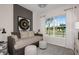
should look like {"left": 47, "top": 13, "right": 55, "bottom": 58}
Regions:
{"left": 46, "top": 28, "right": 66, "bottom": 37}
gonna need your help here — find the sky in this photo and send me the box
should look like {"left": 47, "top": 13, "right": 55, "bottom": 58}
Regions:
{"left": 54, "top": 15, "right": 66, "bottom": 26}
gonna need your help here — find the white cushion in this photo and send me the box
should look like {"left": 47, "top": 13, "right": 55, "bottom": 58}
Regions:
{"left": 11, "top": 35, "right": 18, "bottom": 41}
{"left": 14, "top": 36, "right": 42, "bottom": 49}
{"left": 28, "top": 31, "right": 34, "bottom": 37}
{"left": 20, "top": 31, "right": 29, "bottom": 39}
{"left": 32, "top": 36, "right": 43, "bottom": 42}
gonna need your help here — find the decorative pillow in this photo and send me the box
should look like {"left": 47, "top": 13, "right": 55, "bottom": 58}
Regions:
{"left": 11, "top": 32, "right": 21, "bottom": 38}
{"left": 20, "top": 31, "right": 29, "bottom": 39}
{"left": 11, "top": 35, "right": 18, "bottom": 41}
{"left": 29, "top": 31, "right": 34, "bottom": 37}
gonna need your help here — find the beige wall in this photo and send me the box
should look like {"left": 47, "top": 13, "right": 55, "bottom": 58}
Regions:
{"left": 0, "top": 4, "right": 13, "bottom": 36}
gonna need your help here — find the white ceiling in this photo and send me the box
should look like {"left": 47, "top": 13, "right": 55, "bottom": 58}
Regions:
{"left": 19, "top": 4, "right": 75, "bottom": 14}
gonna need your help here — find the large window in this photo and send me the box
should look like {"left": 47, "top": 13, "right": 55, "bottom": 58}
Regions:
{"left": 45, "top": 15, "right": 66, "bottom": 37}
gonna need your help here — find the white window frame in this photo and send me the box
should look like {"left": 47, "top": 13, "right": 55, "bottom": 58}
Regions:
{"left": 45, "top": 14, "right": 66, "bottom": 38}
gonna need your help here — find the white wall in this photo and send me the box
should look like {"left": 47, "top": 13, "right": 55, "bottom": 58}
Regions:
{"left": 33, "top": 12, "right": 40, "bottom": 32}
{"left": 0, "top": 4, "right": 13, "bottom": 36}
{"left": 34, "top": 5, "right": 78, "bottom": 50}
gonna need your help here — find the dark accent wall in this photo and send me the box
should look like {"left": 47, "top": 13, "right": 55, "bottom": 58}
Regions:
{"left": 13, "top": 4, "right": 33, "bottom": 32}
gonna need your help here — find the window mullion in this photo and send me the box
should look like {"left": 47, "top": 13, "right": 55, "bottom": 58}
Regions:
{"left": 53, "top": 17, "right": 55, "bottom": 37}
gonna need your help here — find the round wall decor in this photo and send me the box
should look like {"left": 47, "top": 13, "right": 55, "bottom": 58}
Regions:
{"left": 18, "top": 19, "right": 30, "bottom": 30}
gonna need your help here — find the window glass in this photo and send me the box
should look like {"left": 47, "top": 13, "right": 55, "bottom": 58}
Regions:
{"left": 45, "top": 15, "right": 66, "bottom": 37}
